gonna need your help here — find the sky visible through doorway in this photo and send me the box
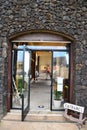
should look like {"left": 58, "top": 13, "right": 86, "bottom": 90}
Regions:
{"left": 18, "top": 45, "right": 67, "bottom": 62}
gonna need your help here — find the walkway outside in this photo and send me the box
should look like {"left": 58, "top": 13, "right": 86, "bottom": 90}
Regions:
{"left": 0, "top": 121, "right": 78, "bottom": 130}
{"left": 0, "top": 119, "right": 87, "bottom": 130}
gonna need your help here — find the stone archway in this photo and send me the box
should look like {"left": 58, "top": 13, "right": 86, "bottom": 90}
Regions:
{"left": 7, "top": 30, "right": 74, "bottom": 112}
{"left": 9, "top": 30, "right": 74, "bottom": 42}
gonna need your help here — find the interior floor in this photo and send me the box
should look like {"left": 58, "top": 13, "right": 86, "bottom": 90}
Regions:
{"left": 30, "top": 73, "right": 51, "bottom": 111}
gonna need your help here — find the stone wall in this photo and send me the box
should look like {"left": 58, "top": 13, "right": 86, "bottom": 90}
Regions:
{"left": 0, "top": 0, "right": 87, "bottom": 118}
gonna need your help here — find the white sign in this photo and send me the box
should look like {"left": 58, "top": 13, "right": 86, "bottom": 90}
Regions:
{"left": 57, "top": 77, "right": 63, "bottom": 91}
{"left": 57, "top": 77, "right": 63, "bottom": 84}
{"left": 64, "top": 103, "right": 84, "bottom": 113}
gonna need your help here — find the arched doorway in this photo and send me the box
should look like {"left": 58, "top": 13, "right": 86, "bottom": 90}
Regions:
{"left": 8, "top": 31, "right": 74, "bottom": 121}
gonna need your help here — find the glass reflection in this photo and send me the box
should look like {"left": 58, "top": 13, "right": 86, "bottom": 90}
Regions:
{"left": 12, "top": 49, "right": 30, "bottom": 109}
{"left": 12, "top": 50, "right": 23, "bottom": 108}
{"left": 52, "top": 51, "right": 69, "bottom": 110}
{"left": 23, "top": 51, "right": 30, "bottom": 108}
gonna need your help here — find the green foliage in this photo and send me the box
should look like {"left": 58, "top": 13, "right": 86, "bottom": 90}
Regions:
{"left": 54, "top": 90, "right": 62, "bottom": 100}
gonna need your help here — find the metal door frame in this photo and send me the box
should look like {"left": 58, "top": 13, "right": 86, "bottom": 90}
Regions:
{"left": 51, "top": 49, "right": 70, "bottom": 111}
{"left": 11, "top": 45, "right": 31, "bottom": 121}
{"left": 11, "top": 44, "right": 71, "bottom": 121}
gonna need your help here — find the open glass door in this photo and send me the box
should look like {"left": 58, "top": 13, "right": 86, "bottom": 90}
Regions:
{"left": 21, "top": 46, "right": 31, "bottom": 121}
{"left": 12, "top": 45, "right": 31, "bottom": 121}
{"left": 12, "top": 49, "right": 24, "bottom": 109}
{"left": 52, "top": 51, "right": 70, "bottom": 110}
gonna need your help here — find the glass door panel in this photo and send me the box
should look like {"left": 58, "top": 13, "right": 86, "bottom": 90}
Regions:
{"left": 12, "top": 50, "right": 23, "bottom": 109}
{"left": 22, "top": 47, "right": 31, "bottom": 121}
{"left": 23, "top": 51, "right": 30, "bottom": 107}
{"left": 52, "top": 51, "right": 69, "bottom": 110}
{"left": 12, "top": 46, "right": 31, "bottom": 120}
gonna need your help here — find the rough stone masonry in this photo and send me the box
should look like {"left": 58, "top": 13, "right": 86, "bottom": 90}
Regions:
{"left": 0, "top": 0, "right": 87, "bottom": 119}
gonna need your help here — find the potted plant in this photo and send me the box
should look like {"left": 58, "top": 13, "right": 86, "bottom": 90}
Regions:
{"left": 54, "top": 90, "right": 62, "bottom": 100}
{"left": 54, "top": 90, "right": 62, "bottom": 108}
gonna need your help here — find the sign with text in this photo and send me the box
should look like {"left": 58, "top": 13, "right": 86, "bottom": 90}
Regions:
{"left": 64, "top": 103, "right": 84, "bottom": 113}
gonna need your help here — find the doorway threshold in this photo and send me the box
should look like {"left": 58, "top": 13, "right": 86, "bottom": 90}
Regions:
{"left": 26, "top": 110, "right": 65, "bottom": 122}
{"left": 29, "top": 109, "right": 63, "bottom": 115}
{"left": 4, "top": 109, "right": 65, "bottom": 122}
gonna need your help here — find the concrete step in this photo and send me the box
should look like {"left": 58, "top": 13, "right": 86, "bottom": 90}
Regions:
{"left": 2, "top": 110, "right": 87, "bottom": 130}
{"left": 2, "top": 110, "right": 68, "bottom": 122}
{"left": 26, "top": 112, "right": 66, "bottom": 122}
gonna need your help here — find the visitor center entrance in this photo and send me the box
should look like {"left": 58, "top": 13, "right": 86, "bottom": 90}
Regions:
{"left": 9, "top": 32, "right": 72, "bottom": 121}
